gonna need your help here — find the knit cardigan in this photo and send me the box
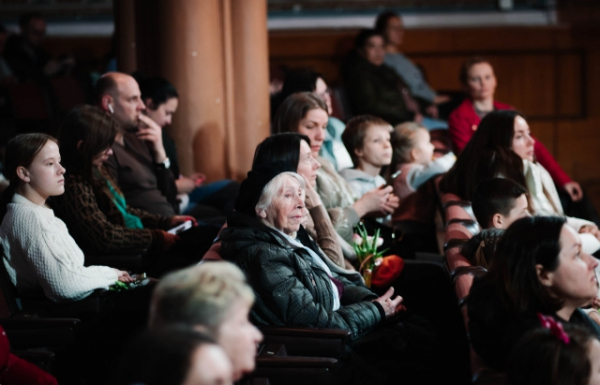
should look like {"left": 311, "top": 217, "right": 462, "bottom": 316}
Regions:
{"left": 0, "top": 194, "right": 118, "bottom": 302}
{"left": 51, "top": 174, "right": 170, "bottom": 254}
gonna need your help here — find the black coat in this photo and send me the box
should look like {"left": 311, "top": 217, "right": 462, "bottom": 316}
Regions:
{"left": 220, "top": 212, "right": 383, "bottom": 341}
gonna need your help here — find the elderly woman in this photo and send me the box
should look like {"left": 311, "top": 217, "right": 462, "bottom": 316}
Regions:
{"left": 220, "top": 162, "right": 470, "bottom": 384}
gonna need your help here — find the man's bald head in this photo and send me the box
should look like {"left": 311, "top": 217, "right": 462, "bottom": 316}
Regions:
{"left": 95, "top": 72, "right": 145, "bottom": 131}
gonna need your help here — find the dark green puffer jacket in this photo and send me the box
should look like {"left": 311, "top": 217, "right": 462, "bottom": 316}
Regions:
{"left": 220, "top": 212, "right": 383, "bottom": 341}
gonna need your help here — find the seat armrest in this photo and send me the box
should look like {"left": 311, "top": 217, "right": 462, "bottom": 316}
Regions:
{"left": 444, "top": 238, "right": 468, "bottom": 252}
{"left": 443, "top": 200, "right": 473, "bottom": 210}
{"left": 451, "top": 266, "right": 487, "bottom": 282}
{"left": 0, "top": 317, "right": 80, "bottom": 329}
{"left": 1, "top": 317, "right": 81, "bottom": 349}
{"left": 256, "top": 356, "right": 338, "bottom": 369}
{"left": 85, "top": 253, "right": 144, "bottom": 272}
{"left": 260, "top": 326, "right": 351, "bottom": 340}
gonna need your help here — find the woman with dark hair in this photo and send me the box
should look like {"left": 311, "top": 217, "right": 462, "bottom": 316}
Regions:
{"left": 375, "top": 11, "right": 449, "bottom": 115}
{"left": 273, "top": 92, "right": 399, "bottom": 245}
{"left": 51, "top": 105, "right": 216, "bottom": 276}
{"left": 440, "top": 110, "right": 600, "bottom": 253}
{"left": 135, "top": 74, "right": 239, "bottom": 219}
{"left": 448, "top": 57, "right": 582, "bottom": 202}
{"left": 507, "top": 323, "right": 600, "bottom": 385}
{"left": 272, "top": 69, "right": 353, "bottom": 170}
{"left": 116, "top": 328, "right": 233, "bottom": 385}
{"left": 467, "top": 216, "right": 600, "bottom": 371}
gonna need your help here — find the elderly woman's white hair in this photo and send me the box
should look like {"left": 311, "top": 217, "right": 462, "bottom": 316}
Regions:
{"left": 255, "top": 171, "right": 306, "bottom": 216}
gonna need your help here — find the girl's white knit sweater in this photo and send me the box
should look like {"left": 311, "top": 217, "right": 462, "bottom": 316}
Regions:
{"left": 0, "top": 194, "right": 118, "bottom": 302}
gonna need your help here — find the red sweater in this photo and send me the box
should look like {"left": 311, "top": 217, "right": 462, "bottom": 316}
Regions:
{"left": 448, "top": 98, "right": 572, "bottom": 186}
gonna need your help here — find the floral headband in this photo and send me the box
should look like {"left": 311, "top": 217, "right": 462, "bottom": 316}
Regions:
{"left": 537, "top": 313, "right": 570, "bottom": 344}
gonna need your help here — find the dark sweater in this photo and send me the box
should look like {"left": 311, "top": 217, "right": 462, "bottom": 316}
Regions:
{"left": 341, "top": 51, "right": 414, "bottom": 126}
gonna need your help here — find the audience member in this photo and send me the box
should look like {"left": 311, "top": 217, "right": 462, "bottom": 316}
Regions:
{"left": 341, "top": 29, "right": 415, "bottom": 126}
{"left": 221, "top": 162, "right": 469, "bottom": 384}
{"left": 253, "top": 133, "right": 354, "bottom": 267}
{"left": 135, "top": 74, "right": 239, "bottom": 219}
{"left": 94, "top": 72, "right": 180, "bottom": 217}
{"left": 0, "top": 133, "right": 131, "bottom": 302}
{"left": 447, "top": 57, "right": 582, "bottom": 202}
{"left": 273, "top": 92, "right": 399, "bottom": 243}
{"left": 149, "top": 262, "right": 263, "bottom": 382}
{"left": 340, "top": 115, "right": 393, "bottom": 199}
{"left": 0, "top": 324, "right": 58, "bottom": 385}
{"left": 389, "top": 122, "right": 454, "bottom": 252}
{"left": 472, "top": 178, "right": 530, "bottom": 230}
{"left": 375, "top": 11, "right": 450, "bottom": 119}
{"left": 272, "top": 69, "right": 353, "bottom": 170}
{"left": 0, "top": 133, "right": 155, "bottom": 384}
{"left": 3, "top": 12, "right": 74, "bottom": 83}
{"left": 467, "top": 216, "right": 600, "bottom": 372}
{"left": 441, "top": 110, "right": 600, "bottom": 254}
{"left": 507, "top": 322, "right": 600, "bottom": 385}
{"left": 51, "top": 106, "right": 215, "bottom": 276}
{"left": 115, "top": 327, "right": 233, "bottom": 385}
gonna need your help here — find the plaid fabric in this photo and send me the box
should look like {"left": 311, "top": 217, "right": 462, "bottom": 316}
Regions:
{"left": 221, "top": 212, "right": 382, "bottom": 341}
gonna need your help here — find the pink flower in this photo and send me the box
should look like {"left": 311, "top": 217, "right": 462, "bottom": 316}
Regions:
{"left": 376, "top": 237, "right": 384, "bottom": 247}
{"left": 352, "top": 233, "right": 363, "bottom": 246}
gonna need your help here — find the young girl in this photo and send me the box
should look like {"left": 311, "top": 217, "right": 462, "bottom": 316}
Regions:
{"left": 507, "top": 319, "right": 600, "bottom": 385}
{"left": 391, "top": 122, "right": 455, "bottom": 223}
{"left": 0, "top": 133, "right": 132, "bottom": 302}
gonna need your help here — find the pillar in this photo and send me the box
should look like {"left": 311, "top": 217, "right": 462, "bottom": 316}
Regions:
{"left": 133, "top": 0, "right": 270, "bottom": 181}
{"left": 113, "top": 0, "right": 137, "bottom": 73}
{"left": 229, "top": 0, "right": 271, "bottom": 180}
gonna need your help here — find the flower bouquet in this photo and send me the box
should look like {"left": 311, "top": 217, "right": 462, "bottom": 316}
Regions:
{"left": 351, "top": 222, "right": 388, "bottom": 288}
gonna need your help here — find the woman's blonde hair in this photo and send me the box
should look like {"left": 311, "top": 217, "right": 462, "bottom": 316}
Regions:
{"left": 391, "top": 122, "right": 426, "bottom": 165}
{"left": 149, "top": 262, "right": 255, "bottom": 335}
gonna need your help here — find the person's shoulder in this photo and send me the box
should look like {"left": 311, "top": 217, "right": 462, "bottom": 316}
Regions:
{"left": 450, "top": 98, "right": 474, "bottom": 116}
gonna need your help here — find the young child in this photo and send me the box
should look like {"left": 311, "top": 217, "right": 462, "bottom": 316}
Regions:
{"left": 507, "top": 318, "right": 600, "bottom": 385}
{"left": 472, "top": 178, "right": 530, "bottom": 230}
{"left": 339, "top": 115, "right": 394, "bottom": 198}
{"left": 390, "top": 122, "right": 455, "bottom": 223}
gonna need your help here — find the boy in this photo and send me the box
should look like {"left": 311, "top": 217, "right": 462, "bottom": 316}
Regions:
{"left": 472, "top": 178, "right": 530, "bottom": 229}
{"left": 339, "top": 115, "right": 394, "bottom": 198}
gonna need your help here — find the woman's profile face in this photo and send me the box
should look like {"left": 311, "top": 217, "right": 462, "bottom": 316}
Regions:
{"left": 19, "top": 140, "right": 66, "bottom": 200}
{"left": 466, "top": 62, "right": 497, "bottom": 101}
{"left": 296, "top": 108, "right": 328, "bottom": 157}
{"left": 296, "top": 140, "right": 320, "bottom": 188}
{"left": 539, "top": 225, "right": 599, "bottom": 309}
{"left": 511, "top": 116, "right": 535, "bottom": 162}
{"left": 216, "top": 299, "right": 263, "bottom": 381}
{"left": 314, "top": 78, "right": 332, "bottom": 115}
{"left": 384, "top": 16, "right": 404, "bottom": 47}
{"left": 145, "top": 97, "right": 179, "bottom": 128}
{"left": 260, "top": 175, "right": 305, "bottom": 235}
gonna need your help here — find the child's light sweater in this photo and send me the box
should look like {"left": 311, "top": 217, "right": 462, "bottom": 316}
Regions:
{"left": 0, "top": 194, "right": 117, "bottom": 302}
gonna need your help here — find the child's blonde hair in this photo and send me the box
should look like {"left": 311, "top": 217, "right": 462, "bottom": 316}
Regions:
{"left": 391, "top": 122, "right": 427, "bottom": 165}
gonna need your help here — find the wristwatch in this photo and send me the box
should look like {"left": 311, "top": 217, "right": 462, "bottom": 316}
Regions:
{"left": 156, "top": 157, "right": 171, "bottom": 169}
